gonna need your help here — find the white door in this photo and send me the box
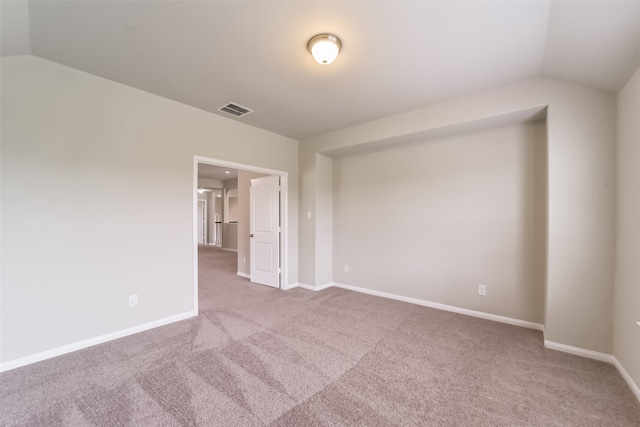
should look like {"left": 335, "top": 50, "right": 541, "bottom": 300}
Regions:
{"left": 250, "top": 176, "right": 280, "bottom": 288}
{"left": 197, "top": 200, "right": 206, "bottom": 244}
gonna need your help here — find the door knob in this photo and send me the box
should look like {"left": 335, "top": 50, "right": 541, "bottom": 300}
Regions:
{"left": 250, "top": 234, "right": 254, "bottom": 237}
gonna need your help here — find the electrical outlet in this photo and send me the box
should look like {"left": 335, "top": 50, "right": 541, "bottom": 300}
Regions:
{"left": 129, "top": 295, "right": 138, "bottom": 307}
{"left": 478, "top": 285, "right": 486, "bottom": 296}
{"left": 344, "top": 265, "right": 349, "bottom": 273}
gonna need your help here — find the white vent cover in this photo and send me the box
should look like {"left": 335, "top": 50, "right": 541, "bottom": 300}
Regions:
{"left": 218, "top": 102, "right": 254, "bottom": 118}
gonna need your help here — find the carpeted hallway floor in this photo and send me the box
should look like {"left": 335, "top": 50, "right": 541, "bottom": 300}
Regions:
{"left": 1, "top": 245, "right": 639, "bottom": 426}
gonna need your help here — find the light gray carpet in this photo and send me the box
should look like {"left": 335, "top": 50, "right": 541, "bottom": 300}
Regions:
{"left": 1, "top": 245, "right": 638, "bottom": 426}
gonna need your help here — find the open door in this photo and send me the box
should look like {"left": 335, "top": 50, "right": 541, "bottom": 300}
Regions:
{"left": 250, "top": 175, "right": 280, "bottom": 288}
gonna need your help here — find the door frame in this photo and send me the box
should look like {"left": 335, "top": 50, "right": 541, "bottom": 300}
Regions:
{"left": 193, "top": 156, "right": 289, "bottom": 313}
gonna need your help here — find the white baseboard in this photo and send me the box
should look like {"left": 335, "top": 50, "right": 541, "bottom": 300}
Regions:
{"left": 236, "top": 272, "right": 250, "bottom": 279}
{"left": 282, "top": 282, "right": 299, "bottom": 290}
{"left": 324, "top": 281, "right": 639, "bottom": 402}
{"left": 330, "top": 282, "right": 544, "bottom": 332}
{"left": 0, "top": 310, "right": 197, "bottom": 373}
{"left": 613, "top": 357, "right": 640, "bottom": 402}
{"left": 295, "top": 283, "right": 316, "bottom": 291}
{"left": 221, "top": 248, "right": 238, "bottom": 252}
{"left": 543, "top": 341, "right": 640, "bottom": 403}
{"left": 295, "top": 282, "right": 333, "bottom": 292}
{"left": 543, "top": 340, "right": 614, "bottom": 363}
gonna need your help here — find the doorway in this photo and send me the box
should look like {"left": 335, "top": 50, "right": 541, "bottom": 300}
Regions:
{"left": 193, "top": 156, "right": 289, "bottom": 313}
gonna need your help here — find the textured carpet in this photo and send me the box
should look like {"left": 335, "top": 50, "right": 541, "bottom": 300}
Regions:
{"left": 1, "top": 245, "right": 638, "bottom": 426}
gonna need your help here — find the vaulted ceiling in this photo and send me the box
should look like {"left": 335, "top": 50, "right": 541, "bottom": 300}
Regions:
{"left": 2, "top": 1, "right": 640, "bottom": 139}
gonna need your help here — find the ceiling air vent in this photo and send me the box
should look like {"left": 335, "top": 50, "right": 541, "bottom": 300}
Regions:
{"left": 218, "top": 102, "right": 254, "bottom": 118}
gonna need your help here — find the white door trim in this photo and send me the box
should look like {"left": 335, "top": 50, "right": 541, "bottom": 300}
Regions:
{"left": 193, "top": 156, "right": 289, "bottom": 313}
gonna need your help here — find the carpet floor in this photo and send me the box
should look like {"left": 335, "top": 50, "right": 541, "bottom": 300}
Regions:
{"left": 1, "top": 245, "right": 638, "bottom": 426}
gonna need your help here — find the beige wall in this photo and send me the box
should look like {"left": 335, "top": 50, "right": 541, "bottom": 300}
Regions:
{"left": 222, "top": 224, "right": 238, "bottom": 251}
{"left": 614, "top": 66, "right": 640, "bottom": 391}
{"left": 300, "top": 77, "right": 616, "bottom": 354}
{"left": 0, "top": 55, "right": 298, "bottom": 364}
{"left": 299, "top": 150, "right": 317, "bottom": 285}
{"left": 332, "top": 123, "right": 547, "bottom": 322}
{"left": 315, "top": 154, "right": 333, "bottom": 286}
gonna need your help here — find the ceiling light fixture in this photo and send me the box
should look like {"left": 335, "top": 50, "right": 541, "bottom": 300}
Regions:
{"left": 308, "top": 33, "right": 342, "bottom": 65}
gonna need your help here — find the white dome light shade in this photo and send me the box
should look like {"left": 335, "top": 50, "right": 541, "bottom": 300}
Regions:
{"left": 308, "top": 34, "right": 342, "bottom": 65}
